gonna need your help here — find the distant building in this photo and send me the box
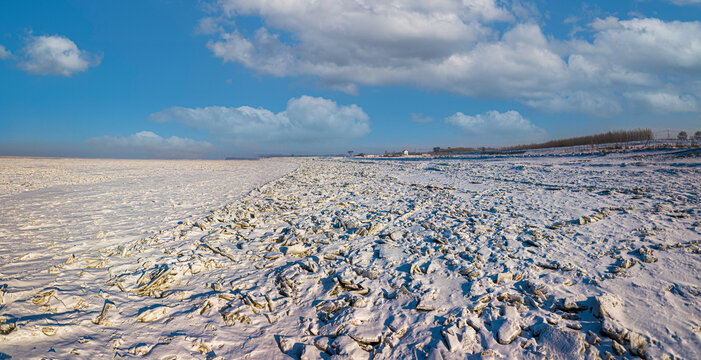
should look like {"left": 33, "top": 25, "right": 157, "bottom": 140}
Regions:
{"left": 403, "top": 150, "right": 409, "bottom": 156}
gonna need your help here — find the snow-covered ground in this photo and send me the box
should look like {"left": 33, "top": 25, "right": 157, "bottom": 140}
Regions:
{"left": 0, "top": 152, "right": 699, "bottom": 359}
{"left": 0, "top": 158, "right": 298, "bottom": 356}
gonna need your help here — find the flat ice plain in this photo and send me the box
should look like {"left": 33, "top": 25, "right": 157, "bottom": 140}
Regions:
{"left": 0, "top": 151, "right": 699, "bottom": 359}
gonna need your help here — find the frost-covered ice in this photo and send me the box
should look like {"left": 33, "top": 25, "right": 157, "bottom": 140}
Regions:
{"left": 0, "top": 152, "right": 699, "bottom": 359}
{"left": 0, "top": 158, "right": 297, "bottom": 267}
{"left": 0, "top": 158, "right": 297, "bottom": 355}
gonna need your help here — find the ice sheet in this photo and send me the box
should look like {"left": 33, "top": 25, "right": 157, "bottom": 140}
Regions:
{"left": 0, "top": 152, "right": 698, "bottom": 359}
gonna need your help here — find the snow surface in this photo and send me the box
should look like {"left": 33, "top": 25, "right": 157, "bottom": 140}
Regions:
{"left": 0, "top": 152, "right": 699, "bottom": 359}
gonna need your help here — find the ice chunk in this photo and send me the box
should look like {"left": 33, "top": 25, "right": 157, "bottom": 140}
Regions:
{"left": 496, "top": 319, "right": 520, "bottom": 344}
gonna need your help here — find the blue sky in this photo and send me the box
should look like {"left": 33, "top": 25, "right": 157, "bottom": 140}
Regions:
{"left": 1, "top": 0, "right": 700, "bottom": 158}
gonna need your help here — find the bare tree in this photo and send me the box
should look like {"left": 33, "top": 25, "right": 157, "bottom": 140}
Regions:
{"left": 694, "top": 131, "right": 701, "bottom": 140}
{"left": 677, "top": 131, "right": 688, "bottom": 140}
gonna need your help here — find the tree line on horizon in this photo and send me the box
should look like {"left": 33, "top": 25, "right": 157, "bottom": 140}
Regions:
{"left": 432, "top": 129, "right": 659, "bottom": 154}
{"left": 502, "top": 128, "right": 656, "bottom": 151}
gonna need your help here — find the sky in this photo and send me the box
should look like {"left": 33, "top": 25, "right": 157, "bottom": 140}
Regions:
{"left": 1, "top": 0, "right": 700, "bottom": 158}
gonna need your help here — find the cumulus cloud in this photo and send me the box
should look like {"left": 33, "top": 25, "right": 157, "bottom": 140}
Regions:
{"left": 86, "top": 131, "right": 215, "bottom": 159}
{"left": 446, "top": 110, "right": 545, "bottom": 143}
{"left": 208, "top": 28, "right": 294, "bottom": 77}
{"left": 202, "top": 1, "right": 701, "bottom": 116}
{"left": 0, "top": 45, "right": 11, "bottom": 59}
{"left": 207, "top": 0, "right": 511, "bottom": 89}
{"left": 19, "top": 35, "right": 100, "bottom": 76}
{"left": 578, "top": 17, "right": 701, "bottom": 74}
{"left": 149, "top": 96, "right": 370, "bottom": 146}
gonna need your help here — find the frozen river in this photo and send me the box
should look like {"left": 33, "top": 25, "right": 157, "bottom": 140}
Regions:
{"left": 0, "top": 153, "right": 699, "bottom": 359}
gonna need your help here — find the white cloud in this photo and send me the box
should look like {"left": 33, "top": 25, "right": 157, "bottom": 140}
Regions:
{"left": 202, "top": 1, "right": 701, "bottom": 116}
{"left": 207, "top": 28, "right": 294, "bottom": 77}
{"left": 0, "top": 45, "right": 11, "bottom": 59}
{"left": 197, "top": 17, "right": 224, "bottom": 35}
{"left": 624, "top": 91, "right": 699, "bottom": 113}
{"left": 554, "top": 17, "right": 701, "bottom": 115}
{"left": 149, "top": 96, "right": 370, "bottom": 146}
{"left": 207, "top": 0, "right": 512, "bottom": 90}
{"left": 446, "top": 110, "right": 545, "bottom": 144}
{"left": 86, "top": 131, "right": 215, "bottom": 159}
{"left": 19, "top": 35, "right": 100, "bottom": 76}
{"left": 521, "top": 91, "right": 625, "bottom": 117}
{"left": 578, "top": 17, "right": 701, "bottom": 74}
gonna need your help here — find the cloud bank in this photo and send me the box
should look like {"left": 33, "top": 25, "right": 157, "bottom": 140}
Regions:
{"left": 203, "top": 1, "right": 701, "bottom": 117}
{"left": 149, "top": 96, "right": 370, "bottom": 147}
{"left": 86, "top": 131, "right": 214, "bottom": 159}
{"left": 19, "top": 35, "right": 100, "bottom": 76}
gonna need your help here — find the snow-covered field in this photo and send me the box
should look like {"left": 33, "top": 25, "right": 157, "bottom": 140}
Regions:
{"left": 0, "top": 152, "right": 699, "bottom": 359}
